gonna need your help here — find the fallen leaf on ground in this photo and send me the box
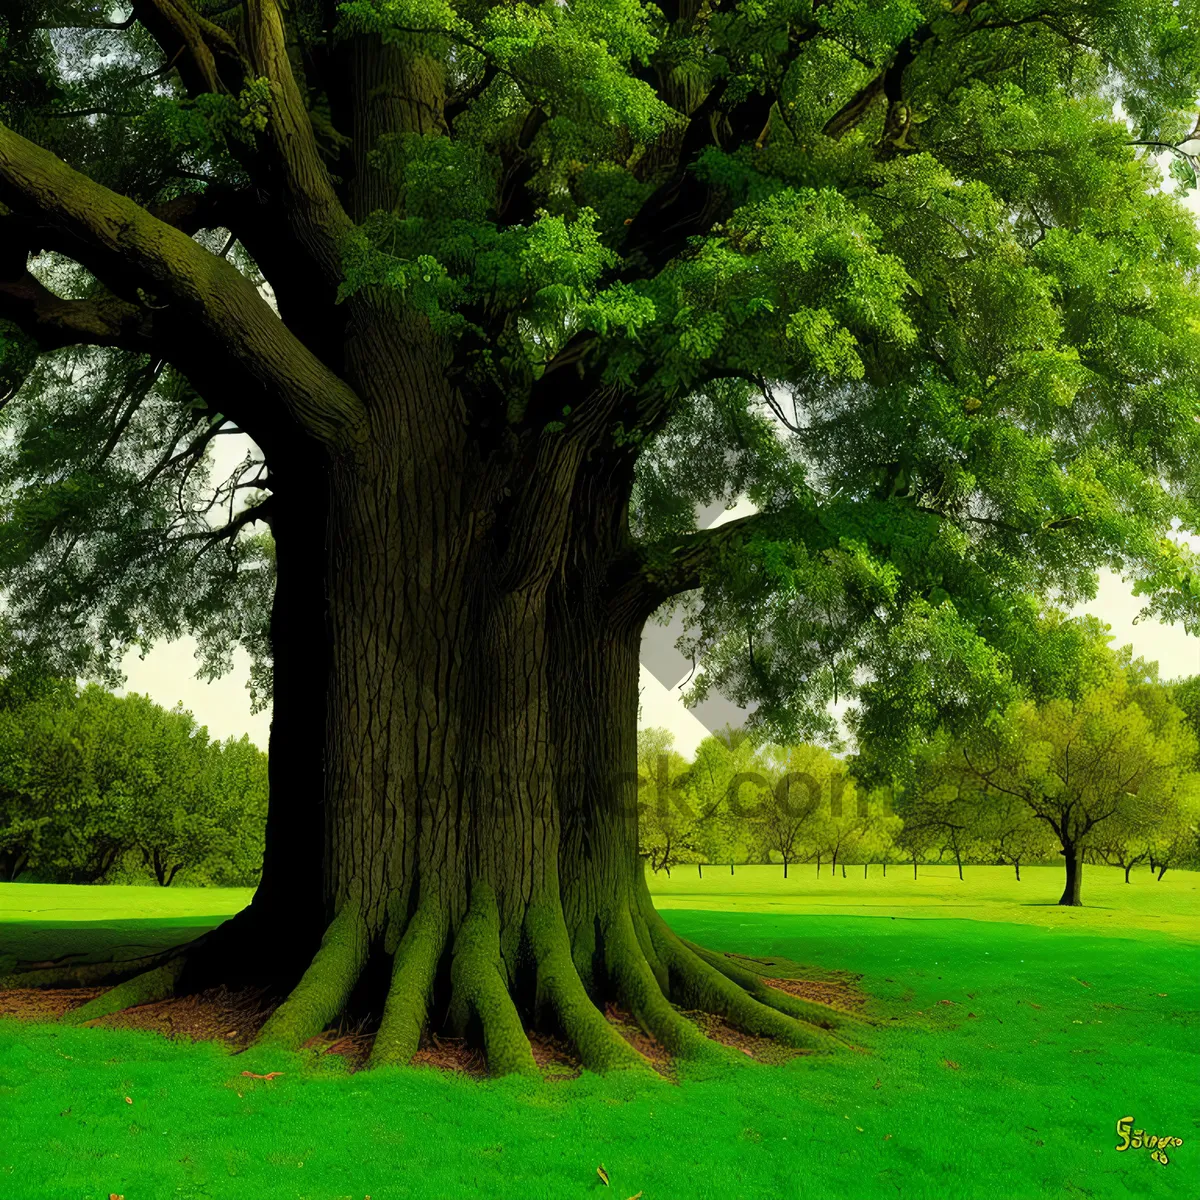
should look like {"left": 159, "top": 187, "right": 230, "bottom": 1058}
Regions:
{"left": 937, "top": 1000, "right": 955, "bottom": 1006}
{"left": 943, "top": 1060, "right": 960, "bottom": 1070}
{"left": 625, "top": 1193, "right": 642, "bottom": 1200}
{"left": 597, "top": 1165, "right": 610, "bottom": 1186}
{"left": 123, "top": 1097, "right": 132, "bottom": 1105}
{"left": 1027, "top": 1003, "right": 1041, "bottom": 1009}
{"left": 240, "top": 1071, "right": 283, "bottom": 1080}
{"left": 109, "top": 1194, "right": 124, "bottom": 1199}
{"left": 884, "top": 1135, "right": 893, "bottom": 1141}
{"left": 873, "top": 1078, "right": 882, "bottom": 1089}
{"left": 967, "top": 1012, "right": 977, "bottom": 1019}
{"left": 1077, "top": 980, "right": 1091, "bottom": 988}
{"left": 1157, "top": 993, "right": 1167, "bottom": 997}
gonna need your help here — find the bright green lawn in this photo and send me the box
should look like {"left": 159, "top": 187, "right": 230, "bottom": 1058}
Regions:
{"left": 0, "top": 869, "right": 1196, "bottom": 1200}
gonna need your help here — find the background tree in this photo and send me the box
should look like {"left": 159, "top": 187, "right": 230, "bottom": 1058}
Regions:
{"left": 684, "top": 727, "right": 763, "bottom": 874}
{"left": 0, "top": 676, "right": 269, "bottom": 884}
{"left": 975, "top": 794, "right": 1056, "bottom": 882}
{"left": 635, "top": 726, "right": 701, "bottom": 876}
{"left": 951, "top": 667, "right": 1198, "bottom": 905}
{"left": 2, "top": 0, "right": 1199, "bottom": 1070}
{"left": 754, "top": 742, "right": 841, "bottom": 878}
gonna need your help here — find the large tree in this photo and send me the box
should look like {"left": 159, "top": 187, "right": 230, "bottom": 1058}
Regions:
{"left": 1, "top": 1, "right": 1199, "bottom": 1071}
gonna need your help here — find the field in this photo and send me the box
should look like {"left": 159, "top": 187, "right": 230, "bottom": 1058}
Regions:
{"left": 0, "top": 865, "right": 1196, "bottom": 1200}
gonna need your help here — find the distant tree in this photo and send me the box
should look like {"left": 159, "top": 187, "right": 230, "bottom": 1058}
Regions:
{"left": 754, "top": 744, "right": 842, "bottom": 878}
{"left": 952, "top": 674, "right": 1198, "bottom": 905}
{"left": 977, "top": 795, "right": 1057, "bottom": 882}
{"left": 684, "top": 730, "right": 762, "bottom": 876}
{"left": 636, "top": 727, "right": 700, "bottom": 877}
{"left": 852, "top": 788, "right": 903, "bottom": 878}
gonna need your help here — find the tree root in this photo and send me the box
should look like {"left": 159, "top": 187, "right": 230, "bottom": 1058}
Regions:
{"left": 445, "top": 883, "right": 538, "bottom": 1077}
{"left": 369, "top": 901, "right": 448, "bottom": 1068}
{"left": 60, "top": 956, "right": 189, "bottom": 1026}
{"left": 254, "top": 903, "right": 368, "bottom": 1051}
{"left": 0, "top": 949, "right": 180, "bottom": 992}
{"left": 525, "top": 901, "right": 654, "bottom": 1076}
{"left": 637, "top": 894, "right": 848, "bottom": 1053}
{"left": 604, "top": 905, "right": 722, "bottom": 1062}
{"left": 677, "top": 937, "right": 875, "bottom": 1033}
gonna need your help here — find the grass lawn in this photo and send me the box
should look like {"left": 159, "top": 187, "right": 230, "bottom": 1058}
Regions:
{"left": 0, "top": 867, "right": 1196, "bottom": 1199}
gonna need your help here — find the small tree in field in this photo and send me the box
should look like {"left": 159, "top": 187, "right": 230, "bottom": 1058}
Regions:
{"left": 953, "top": 675, "right": 1198, "bottom": 906}
{"left": 977, "top": 795, "right": 1056, "bottom": 882}
{"left": 636, "top": 727, "right": 700, "bottom": 877}
{"left": 853, "top": 789, "right": 902, "bottom": 878}
{"left": 681, "top": 729, "right": 762, "bottom": 876}
{"left": 754, "top": 743, "right": 844, "bottom": 878}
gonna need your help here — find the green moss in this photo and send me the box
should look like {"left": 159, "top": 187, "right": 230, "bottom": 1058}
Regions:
{"left": 446, "top": 883, "right": 538, "bottom": 1078}
{"left": 60, "top": 956, "right": 186, "bottom": 1026}
{"left": 642, "top": 902, "right": 844, "bottom": 1053}
{"left": 677, "top": 936, "right": 871, "bottom": 1032}
{"left": 604, "top": 905, "right": 721, "bottom": 1063}
{"left": 370, "top": 903, "right": 447, "bottom": 1067}
{"left": 525, "top": 901, "right": 653, "bottom": 1077}
{"left": 254, "top": 903, "right": 368, "bottom": 1052}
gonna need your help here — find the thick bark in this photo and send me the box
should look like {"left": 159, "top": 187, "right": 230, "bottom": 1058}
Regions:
{"left": 1059, "top": 844, "right": 1083, "bottom": 907}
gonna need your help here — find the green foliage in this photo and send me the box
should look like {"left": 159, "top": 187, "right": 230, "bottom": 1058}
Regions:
{"left": 0, "top": 673, "right": 267, "bottom": 886}
{"left": 1, "top": 0, "right": 1199, "bottom": 780}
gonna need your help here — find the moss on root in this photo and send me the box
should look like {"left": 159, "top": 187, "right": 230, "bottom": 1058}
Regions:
{"left": 254, "top": 903, "right": 368, "bottom": 1052}
{"left": 677, "top": 936, "right": 873, "bottom": 1033}
{"left": 447, "top": 883, "right": 538, "bottom": 1078}
{"left": 60, "top": 956, "right": 188, "bottom": 1026}
{"left": 369, "top": 903, "right": 448, "bottom": 1068}
{"left": 604, "top": 905, "right": 723, "bottom": 1063}
{"left": 525, "top": 902, "right": 655, "bottom": 1077}
{"left": 638, "top": 896, "right": 847, "bottom": 1053}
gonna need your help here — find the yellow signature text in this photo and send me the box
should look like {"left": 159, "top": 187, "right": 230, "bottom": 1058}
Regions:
{"left": 1115, "top": 1116, "right": 1184, "bottom": 1165}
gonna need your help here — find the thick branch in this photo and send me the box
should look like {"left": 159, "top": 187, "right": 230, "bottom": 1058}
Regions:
{"left": 609, "top": 509, "right": 787, "bottom": 622}
{"left": 0, "top": 121, "right": 366, "bottom": 451}
{"left": 0, "top": 269, "right": 154, "bottom": 352}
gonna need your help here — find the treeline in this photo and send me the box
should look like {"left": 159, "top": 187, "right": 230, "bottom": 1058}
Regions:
{"left": 0, "top": 672, "right": 267, "bottom": 887}
{"left": 638, "top": 649, "right": 1200, "bottom": 905}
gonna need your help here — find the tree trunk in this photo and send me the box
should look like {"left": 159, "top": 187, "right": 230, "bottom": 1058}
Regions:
{"left": 730, "top": 862, "right": 734, "bottom": 875}
{"left": 44, "top": 323, "right": 850, "bottom": 1074}
{"left": 863, "top": 863, "right": 868, "bottom": 879}
{"left": 783, "top": 857, "right": 788, "bottom": 879}
{"left": 1124, "top": 864, "right": 1132, "bottom": 883}
{"left": 912, "top": 853, "right": 918, "bottom": 880}
{"left": 841, "top": 864, "right": 846, "bottom": 878}
{"left": 1059, "top": 844, "right": 1083, "bottom": 906}
{"left": 697, "top": 862, "right": 702, "bottom": 879}
{"left": 1014, "top": 860, "right": 1021, "bottom": 882}
{"left": 882, "top": 861, "right": 887, "bottom": 877}
{"left": 815, "top": 853, "right": 821, "bottom": 877}
{"left": 1157, "top": 864, "right": 1168, "bottom": 881}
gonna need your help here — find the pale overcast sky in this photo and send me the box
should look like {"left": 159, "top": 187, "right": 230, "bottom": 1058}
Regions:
{"left": 37, "top": 149, "right": 1200, "bottom": 756}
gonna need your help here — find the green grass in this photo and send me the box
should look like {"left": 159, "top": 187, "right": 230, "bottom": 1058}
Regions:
{"left": 0, "top": 869, "right": 1196, "bottom": 1199}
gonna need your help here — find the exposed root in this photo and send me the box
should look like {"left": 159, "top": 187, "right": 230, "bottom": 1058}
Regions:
{"left": 679, "top": 937, "right": 874, "bottom": 1032}
{"left": 525, "top": 901, "right": 654, "bottom": 1076}
{"left": 254, "top": 903, "right": 368, "bottom": 1051}
{"left": 445, "top": 883, "right": 538, "bottom": 1077}
{"left": 60, "top": 956, "right": 188, "bottom": 1026}
{"left": 369, "top": 902, "right": 448, "bottom": 1068}
{"left": 0, "top": 948, "right": 180, "bottom": 992}
{"left": 603, "top": 905, "right": 723, "bottom": 1063}
{"left": 637, "top": 894, "right": 847, "bottom": 1053}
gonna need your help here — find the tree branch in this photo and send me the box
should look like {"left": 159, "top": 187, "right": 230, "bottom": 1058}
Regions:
{"left": 609, "top": 508, "right": 822, "bottom": 623}
{"left": 0, "top": 121, "right": 366, "bottom": 451}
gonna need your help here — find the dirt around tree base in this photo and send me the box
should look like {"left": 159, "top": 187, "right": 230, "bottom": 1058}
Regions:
{"left": 0, "top": 976, "right": 856, "bottom": 1076}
